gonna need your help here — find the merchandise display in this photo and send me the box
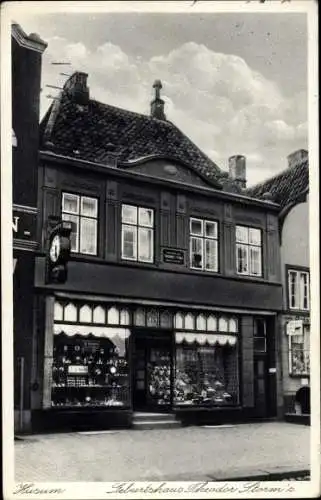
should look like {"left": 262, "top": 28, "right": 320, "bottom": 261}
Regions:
{"left": 51, "top": 334, "right": 129, "bottom": 407}
{"left": 147, "top": 349, "right": 172, "bottom": 406}
{"left": 174, "top": 345, "right": 238, "bottom": 406}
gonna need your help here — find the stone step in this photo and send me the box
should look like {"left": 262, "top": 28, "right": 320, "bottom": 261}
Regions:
{"left": 133, "top": 412, "right": 175, "bottom": 422}
{"left": 132, "top": 420, "right": 181, "bottom": 430}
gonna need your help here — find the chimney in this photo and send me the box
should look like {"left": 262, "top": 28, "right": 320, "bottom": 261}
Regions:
{"left": 150, "top": 79, "right": 166, "bottom": 120}
{"left": 63, "top": 71, "right": 89, "bottom": 105}
{"left": 287, "top": 149, "right": 308, "bottom": 168}
{"left": 229, "top": 155, "right": 247, "bottom": 189}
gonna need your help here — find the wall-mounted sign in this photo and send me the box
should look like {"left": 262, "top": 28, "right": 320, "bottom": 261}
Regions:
{"left": 162, "top": 248, "right": 185, "bottom": 265}
{"left": 12, "top": 205, "right": 37, "bottom": 250}
{"left": 68, "top": 365, "right": 88, "bottom": 375}
{"left": 286, "top": 320, "right": 303, "bottom": 336}
{"left": 268, "top": 367, "right": 277, "bottom": 374}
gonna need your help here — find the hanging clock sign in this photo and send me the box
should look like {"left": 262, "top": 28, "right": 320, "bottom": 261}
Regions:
{"left": 48, "top": 221, "right": 73, "bottom": 265}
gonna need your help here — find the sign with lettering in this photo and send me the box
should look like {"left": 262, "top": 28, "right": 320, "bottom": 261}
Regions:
{"left": 12, "top": 207, "right": 37, "bottom": 243}
{"left": 162, "top": 248, "right": 185, "bottom": 265}
{"left": 68, "top": 365, "right": 88, "bottom": 375}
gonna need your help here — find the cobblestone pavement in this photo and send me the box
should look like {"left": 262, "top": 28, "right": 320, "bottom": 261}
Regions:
{"left": 14, "top": 422, "right": 310, "bottom": 482}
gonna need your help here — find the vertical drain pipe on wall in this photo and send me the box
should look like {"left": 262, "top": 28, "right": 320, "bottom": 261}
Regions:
{"left": 19, "top": 357, "right": 24, "bottom": 432}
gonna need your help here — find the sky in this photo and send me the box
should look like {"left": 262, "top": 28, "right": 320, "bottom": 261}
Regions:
{"left": 12, "top": 6, "right": 308, "bottom": 186}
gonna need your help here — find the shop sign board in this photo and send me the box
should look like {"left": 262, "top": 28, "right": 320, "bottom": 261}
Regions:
{"left": 286, "top": 320, "right": 303, "bottom": 336}
{"left": 162, "top": 248, "right": 185, "bottom": 265}
{"left": 68, "top": 365, "right": 88, "bottom": 375}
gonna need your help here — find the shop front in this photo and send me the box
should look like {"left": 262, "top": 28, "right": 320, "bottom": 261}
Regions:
{"left": 35, "top": 296, "right": 274, "bottom": 430}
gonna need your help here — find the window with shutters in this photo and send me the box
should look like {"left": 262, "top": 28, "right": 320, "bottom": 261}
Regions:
{"left": 190, "top": 218, "right": 218, "bottom": 272}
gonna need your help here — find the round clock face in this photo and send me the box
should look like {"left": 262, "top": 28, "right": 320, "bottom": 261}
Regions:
{"left": 50, "top": 234, "right": 61, "bottom": 263}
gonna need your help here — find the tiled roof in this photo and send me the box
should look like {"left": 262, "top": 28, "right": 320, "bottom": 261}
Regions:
{"left": 40, "top": 92, "right": 227, "bottom": 189}
{"left": 246, "top": 160, "right": 309, "bottom": 209}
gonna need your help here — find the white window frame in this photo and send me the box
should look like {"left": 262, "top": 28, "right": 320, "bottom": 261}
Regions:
{"left": 288, "top": 324, "right": 310, "bottom": 376}
{"left": 121, "top": 204, "right": 154, "bottom": 263}
{"left": 62, "top": 192, "right": 98, "bottom": 255}
{"left": 190, "top": 217, "right": 218, "bottom": 272}
{"left": 236, "top": 225, "right": 262, "bottom": 277}
{"left": 288, "top": 269, "right": 310, "bottom": 311}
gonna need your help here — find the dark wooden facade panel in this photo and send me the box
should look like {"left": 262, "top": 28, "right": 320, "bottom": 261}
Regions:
{"left": 241, "top": 315, "right": 254, "bottom": 407}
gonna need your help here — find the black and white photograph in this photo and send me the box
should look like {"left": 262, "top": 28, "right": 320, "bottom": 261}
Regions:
{"left": 1, "top": 0, "right": 320, "bottom": 498}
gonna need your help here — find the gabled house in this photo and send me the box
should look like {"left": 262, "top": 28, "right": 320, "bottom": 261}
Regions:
{"left": 247, "top": 149, "right": 310, "bottom": 422}
{"left": 25, "top": 71, "right": 284, "bottom": 431}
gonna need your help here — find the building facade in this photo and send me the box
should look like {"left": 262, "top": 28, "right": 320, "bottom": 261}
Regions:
{"left": 11, "top": 23, "right": 47, "bottom": 433}
{"left": 24, "top": 72, "right": 283, "bottom": 431}
{"left": 248, "top": 149, "right": 310, "bottom": 421}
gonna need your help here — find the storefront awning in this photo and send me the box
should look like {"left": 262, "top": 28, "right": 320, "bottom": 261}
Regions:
{"left": 53, "top": 324, "right": 130, "bottom": 339}
{"left": 175, "top": 332, "right": 237, "bottom": 346}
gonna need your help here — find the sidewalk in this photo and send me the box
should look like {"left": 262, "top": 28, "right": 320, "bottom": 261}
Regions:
{"left": 14, "top": 422, "right": 310, "bottom": 482}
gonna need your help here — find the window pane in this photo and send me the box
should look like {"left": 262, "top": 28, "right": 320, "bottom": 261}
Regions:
{"left": 185, "top": 313, "right": 194, "bottom": 330}
{"left": 120, "top": 309, "right": 130, "bottom": 326}
{"left": 138, "top": 228, "right": 153, "bottom": 262}
{"left": 122, "top": 205, "right": 137, "bottom": 224}
{"left": 146, "top": 309, "right": 159, "bottom": 327}
{"left": 289, "top": 271, "right": 298, "bottom": 309}
{"left": 81, "top": 197, "right": 97, "bottom": 217}
{"left": 196, "top": 314, "right": 206, "bottom": 330}
{"left": 236, "top": 244, "right": 248, "bottom": 274}
{"left": 79, "top": 304, "right": 92, "bottom": 323}
{"left": 80, "top": 218, "right": 97, "bottom": 254}
{"left": 190, "top": 218, "right": 203, "bottom": 236}
{"left": 249, "top": 246, "right": 262, "bottom": 276}
{"left": 190, "top": 237, "right": 203, "bottom": 269}
{"left": 205, "top": 221, "right": 217, "bottom": 239}
{"left": 64, "top": 303, "right": 77, "bottom": 322}
{"left": 207, "top": 315, "right": 217, "bottom": 331}
{"left": 54, "top": 302, "right": 64, "bottom": 321}
{"left": 134, "top": 308, "right": 145, "bottom": 326}
{"left": 62, "top": 214, "right": 79, "bottom": 252}
{"left": 249, "top": 228, "right": 261, "bottom": 246}
{"left": 122, "top": 225, "right": 137, "bottom": 260}
{"left": 205, "top": 239, "right": 218, "bottom": 271}
{"left": 139, "top": 208, "right": 153, "bottom": 227}
{"left": 108, "top": 306, "right": 119, "bottom": 325}
{"left": 175, "top": 313, "right": 184, "bottom": 329}
{"left": 300, "top": 273, "right": 309, "bottom": 310}
{"left": 62, "top": 193, "right": 79, "bottom": 214}
{"left": 229, "top": 318, "right": 238, "bottom": 333}
{"left": 93, "top": 306, "right": 105, "bottom": 324}
{"left": 236, "top": 225, "right": 248, "bottom": 243}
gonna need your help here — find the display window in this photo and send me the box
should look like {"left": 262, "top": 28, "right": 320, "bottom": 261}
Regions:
{"left": 174, "top": 333, "right": 239, "bottom": 407}
{"left": 51, "top": 325, "right": 130, "bottom": 408}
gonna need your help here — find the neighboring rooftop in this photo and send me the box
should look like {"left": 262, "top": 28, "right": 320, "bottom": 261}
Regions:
{"left": 246, "top": 149, "right": 309, "bottom": 210}
{"left": 39, "top": 72, "right": 236, "bottom": 190}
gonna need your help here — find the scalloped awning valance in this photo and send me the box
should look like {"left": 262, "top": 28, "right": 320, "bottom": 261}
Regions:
{"left": 53, "top": 323, "right": 130, "bottom": 339}
{"left": 175, "top": 332, "right": 237, "bottom": 346}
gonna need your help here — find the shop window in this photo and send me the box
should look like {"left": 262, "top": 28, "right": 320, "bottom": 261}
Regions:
{"left": 288, "top": 269, "right": 310, "bottom": 311}
{"left": 54, "top": 302, "right": 64, "bottom": 322}
{"left": 79, "top": 304, "right": 92, "bottom": 323}
{"left": 185, "top": 313, "right": 194, "bottom": 330}
{"left": 196, "top": 314, "right": 206, "bottom": 331}
{"left": 229, "top": 317, "right": 238, "bottom": 333}
{"left": 207, "top": 315, "right": 217, "bottom": 332}
{"left": 121, "top": 204, "right": 154, "bottom": 263}
{"left": 93, "top": 306, "right": 105, "bottom": 324}
{"left": 62, "top": 193, "right": 98, "bottom": 255}
{"left": 120, "top": 309, "right": 130, "bottom": 326}
{"left": 218, "top": 317, "right": 228, "bottom": 332}
{"left": 160, "top": 310, "right": 172, "bottom": 329}
{"left": 254, "top": 318, "right": 267, "bottom": 353}
{"left": 108, "top": 307, "right": 119, "bottom": 325}
{"left": 289, "top": 324, "right": 310, "bottom": 376}
{"left": 64, "top": 303, "right": 77, "bottom": 322}
{"left": 174, "top": 335, "right": 239, "bottom": 407}
{"left": 174, "top": 312, "right": 184, "bottom": 329}
{"left": 236, "top": 225, "right": 262, "bottom": 277}
{"left": 146, "top": 309, "right": 159, "bottom": 328}
{"left": 190, "top": 218, "right": 218, "bottom": 272}
{"left": 51, "top": 329, "right": 130, "bottom": 407}
{"left": 134, "top": 308, "right": 146, "bottom": 326}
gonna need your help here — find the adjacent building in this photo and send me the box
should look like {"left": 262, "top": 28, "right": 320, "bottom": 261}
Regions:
{"left": 24, "top": 71, "right": 285, "bottom": 431}
{"left": 11, "top": 23, "right": 47, "bottom": 433}
{"left": 247, "top": 149, "right": 310, "bottom": 421}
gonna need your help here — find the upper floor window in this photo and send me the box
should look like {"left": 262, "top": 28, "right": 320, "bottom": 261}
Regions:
{"left": 288, "top": 269, "right": 310, "bottom": 311}
{"left": 190, "top": 218, "right": 218, "bottom": 272}
{"left": 236, "top": 225, "right": 262, "bottom": 277}
{"left": 121, "top": 204, "right": 154, "bottom": 263}
{"left": 62, "top": 193, "right": 98, "bottom": 255}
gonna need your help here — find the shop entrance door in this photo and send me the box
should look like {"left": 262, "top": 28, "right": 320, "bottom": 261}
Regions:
{"left": 133, "top": 332, "right": 173, "bottom": 412}
{"left": 254, "top": 355, "right": 268, "bottom": 418}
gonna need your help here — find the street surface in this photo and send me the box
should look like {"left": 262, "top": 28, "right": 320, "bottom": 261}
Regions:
{"left": 15, "top": 422, "right": 309, "bottom": 482}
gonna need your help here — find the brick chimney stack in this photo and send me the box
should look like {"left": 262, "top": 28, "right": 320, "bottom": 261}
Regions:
{"left": 150, "top": 79, "right": 166, "bottom": 120}
{"left": 287, "top": 149, "right": 308, "bottom": 168}
{"left": 228, "top": 155, "right": 247, "bottom": 189}
{"left": 63, "top": 72, "right": 89, "bottom": 105}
